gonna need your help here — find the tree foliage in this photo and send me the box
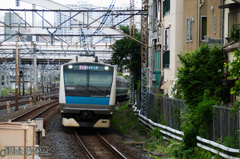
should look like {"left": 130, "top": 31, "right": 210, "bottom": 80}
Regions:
{"left": 110, "top": 25, "right": 141, "bottom": 89}
{"left": 227, "top": 49, "right": 240, "bottom": 95}
{"left": 175, "top": 44, "right": 229, "bottom": 152}
{"left": 230, "top": 23, "right": 240, "bottom": 42}
{"left": 176, "top": 43, "right": 227, "bottom": 108}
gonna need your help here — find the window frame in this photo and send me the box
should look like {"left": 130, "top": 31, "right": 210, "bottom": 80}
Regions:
{"left": 186, "top": 18, "right": 189, "bottom": 42}
{"left": 190, "top": 17, "right": 193, "bottom": 42}
{"left": 201, "top": 16, "right": 207, "bottom": 40}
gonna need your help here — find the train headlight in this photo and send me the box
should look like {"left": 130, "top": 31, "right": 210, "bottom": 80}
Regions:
{"left": 68, "top": 65, "right": 73, "bottom": 69}
{"left": 104, "top": 66, "right": 109, "bottom": 70}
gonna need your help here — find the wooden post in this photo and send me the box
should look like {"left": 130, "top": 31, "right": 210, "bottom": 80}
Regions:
{"left": 29, "top": 97, "right": 32, "bottom": 106}
{"left": 6, "top": 101, "right": 10, "bottom": 113}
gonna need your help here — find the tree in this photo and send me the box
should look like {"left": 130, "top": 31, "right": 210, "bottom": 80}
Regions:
{"left": 176, "top": 43, "right": 228, "bottom": 108}
{"left": 174, "top": 44, "right": 229, "bottom": 154}
{"left": 227, "top": 49, "right": 240, "bottom": 96}
{"left": 111, "top": 25, "right": 141, "bottom": 89}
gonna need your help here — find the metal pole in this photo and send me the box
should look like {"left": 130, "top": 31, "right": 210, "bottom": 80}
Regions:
{"left": 22, "top": 69, "right": 25, "bottom": 96}
{"left": 33, "top": 44, "right": 37, "bottom": 105}
{"left": 7, "top": 65, "right": 10, "bottom": 88}
{"left": 15, "top": 33, "right": 19, "bottom": 111}
{"left": 19, "top": 76, "right": 20, "bottom": 96}
{"left": 30, "top": 65, "right": 32, "bottom": 95}
{"left": 4, "top": 65, "right": 7, "bottom": 87}
{"left": 42, "top": 70, "right": 44, "bottom": 94}
{"left": 0, "top": 65, "right": 2, "bottom": 97}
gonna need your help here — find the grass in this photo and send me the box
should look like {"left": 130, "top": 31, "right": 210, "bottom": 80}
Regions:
{"left": 111, "top": 101, "right": 179, "bottom": 158}
{"left": 111, "top": 101, "right": 227, "bottom": 159}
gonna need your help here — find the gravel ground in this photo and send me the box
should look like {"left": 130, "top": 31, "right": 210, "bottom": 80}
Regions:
{"left": 39, "top": 108, "right": 145, "bottom": 159}
{"left": 0, "top": 99, "right": 152, "bottom": 159}
{"left": 39, "top": 106, "right": 86, "bottom": 159}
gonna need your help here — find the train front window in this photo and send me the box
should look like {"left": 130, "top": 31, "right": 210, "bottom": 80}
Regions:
{"left": 63, "top": 64, "right": 114, "bottom": 96}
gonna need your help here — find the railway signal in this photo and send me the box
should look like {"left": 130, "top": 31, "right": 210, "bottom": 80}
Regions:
{"left": 19, "top": 71, "right": 23, "bottom": 77}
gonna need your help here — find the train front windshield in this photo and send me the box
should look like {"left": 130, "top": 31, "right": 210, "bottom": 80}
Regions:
{"left": 63, "top": 64, "right": 114, "bottom": 97}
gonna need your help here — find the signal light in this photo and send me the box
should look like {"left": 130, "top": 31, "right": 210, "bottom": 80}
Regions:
{"left": 19, "top": 71, "right": 23, "bottom": 77}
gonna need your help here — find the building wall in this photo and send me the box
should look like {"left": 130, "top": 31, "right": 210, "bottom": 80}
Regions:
{"left": 224, "top": 0, "right": 232, "bottom": 43}
{"left": 163, "top": 0, "right": 183, "bottom": 83}
{"left": 183, "top": 0, "right": 198, "bottom": 52}
{"left": 183, "top": 0, "right": 223, "bottom": 53}
{"left": 200, "top": 0, "right": 222, "bottom": 42}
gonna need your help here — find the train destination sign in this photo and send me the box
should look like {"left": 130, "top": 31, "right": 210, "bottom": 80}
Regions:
{"left": 66, "top": 64, "right": 112, "bottom": 71}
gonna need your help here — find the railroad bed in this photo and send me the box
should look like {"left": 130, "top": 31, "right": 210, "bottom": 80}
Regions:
{"left": 0, "top": 99, "right": 143, "bottom": 159}
{"left": 75, "top": 130, "right": 127, "bottom": 159}
{"left": 0, "top": 99, "right": 58, "bottom": 122}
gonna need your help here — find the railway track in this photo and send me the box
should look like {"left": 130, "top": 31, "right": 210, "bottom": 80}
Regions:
{"left": 11, "top": 100, "right": 59, "bottom": 122}
{"left": 0, "top": 91, "right": 59, "bottom": 102}
{"left": 74, "top": 130, "right": 127, "bottom": 159}
{"left": 0, "top": 93, "right": 58, "bottom": 110}
{"left": 0, "top": 100, "right": 29, "bottom": 110}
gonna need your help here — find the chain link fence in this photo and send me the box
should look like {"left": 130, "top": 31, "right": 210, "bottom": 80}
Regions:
{"left": 136, "top": 93, "right": 240, "bottom": 147}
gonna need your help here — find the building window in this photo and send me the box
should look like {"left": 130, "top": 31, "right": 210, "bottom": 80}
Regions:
{"left": 163, "top": 0, "right": 170, "bottom": 17}
{"left": 201, "top": 16, "right": 207, "bottom": 40}
{"left": 214, "top": 15, "right": 216, "bottom": 34}
{"left": 186, "top": 18, "right": 189, "bottom": 42}
{"left": 165, "top": 28, "right": 170, "bottom": 50}
{"left": 155, "top": 51, "right": 160, "bottom": 71}
{"left": 163, "top": 50, "right": 170, "bottom": 68}
{"left": 190, "top": 17, "right": 193, "bottom": 41}
{"left": 152, "top": 0, "right": 157, "bottom": 32}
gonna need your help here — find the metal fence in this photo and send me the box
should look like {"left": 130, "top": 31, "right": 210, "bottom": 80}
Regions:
{"left": 137, "top": 93, "right": 240, "bottom": 147}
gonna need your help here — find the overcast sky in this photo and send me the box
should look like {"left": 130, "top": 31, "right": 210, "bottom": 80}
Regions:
{"left": 0, "top": 0, "right": 141, "bottom": 25}
{"left": 0, "top": 0, "right": 141, "bottom": 9}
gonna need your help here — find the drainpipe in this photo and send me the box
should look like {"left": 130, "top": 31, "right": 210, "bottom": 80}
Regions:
{"left": 198, "top": 0, "right": 204, "bottom": 47}
{"left": 161, "top": 0, "right": 164, "bottom": 79}
{"left": 221, "top": 0, "right": 224, "bottom": 45}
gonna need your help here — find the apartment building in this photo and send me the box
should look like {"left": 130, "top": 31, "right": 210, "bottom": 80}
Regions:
{"left": 148, "top": 0, "right": 183, "bottom": 95}
{"left": 183, "top": 0, "right": 223, "bottom": 53}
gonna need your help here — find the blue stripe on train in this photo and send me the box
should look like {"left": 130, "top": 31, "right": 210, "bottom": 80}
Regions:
{"left": 65, "top": 96, "right": 110, "bottom": 105}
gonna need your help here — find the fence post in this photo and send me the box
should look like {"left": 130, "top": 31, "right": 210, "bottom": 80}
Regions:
{"left": 228, "top": 110, "right": 230, "bottom": 136}
{"left": 213, "top": 111, "right": 215, "bottom": 141}
{"left": 220, "top": 108, "right": 222, "bottom": 141}
{"left": 238, "top": 93, "right": 240, "bottom": 148}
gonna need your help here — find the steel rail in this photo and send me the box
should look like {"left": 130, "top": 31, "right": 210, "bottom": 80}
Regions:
{"left": 11, "top": 100, "right": 58, "bottom": 121}
{"left": 74, "top": 130, "right": 127, "bottom": 159}
{"left": 96, "top": 132, "right": 127, "bottom": 159}
{"left": 74, "top": 130, "right": 95, "bottom": 159}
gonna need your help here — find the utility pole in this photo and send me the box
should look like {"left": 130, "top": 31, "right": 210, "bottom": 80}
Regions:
{"left": 15, "top": 33, "right": 19, "bottom": 111}
{"left": 140, "top": 0, "right": 149, "bottom": 116}
{"left": 129, "top": 0, "right": 135, "bottom": 106}
{"left": 130, "top": 0, "right": 135, "bottom": 37}
{"left": 33, "top": 44, "right": 37, "bottom": 105}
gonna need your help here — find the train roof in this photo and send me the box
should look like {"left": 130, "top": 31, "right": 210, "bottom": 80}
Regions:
{"left": 68, "top": 56, "right": 104, "bottom": 63}
{"left": 117, "top": 76, "right": 128, "bottom": 83}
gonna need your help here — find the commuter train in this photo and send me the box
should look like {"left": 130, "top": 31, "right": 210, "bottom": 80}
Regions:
{"left": 59, "top": 57, "right": 128, "bottom": 128}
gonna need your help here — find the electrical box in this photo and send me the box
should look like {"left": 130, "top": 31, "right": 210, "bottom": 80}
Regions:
{"left": 35, "top": 118, "right": 43, "bottom": 132}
